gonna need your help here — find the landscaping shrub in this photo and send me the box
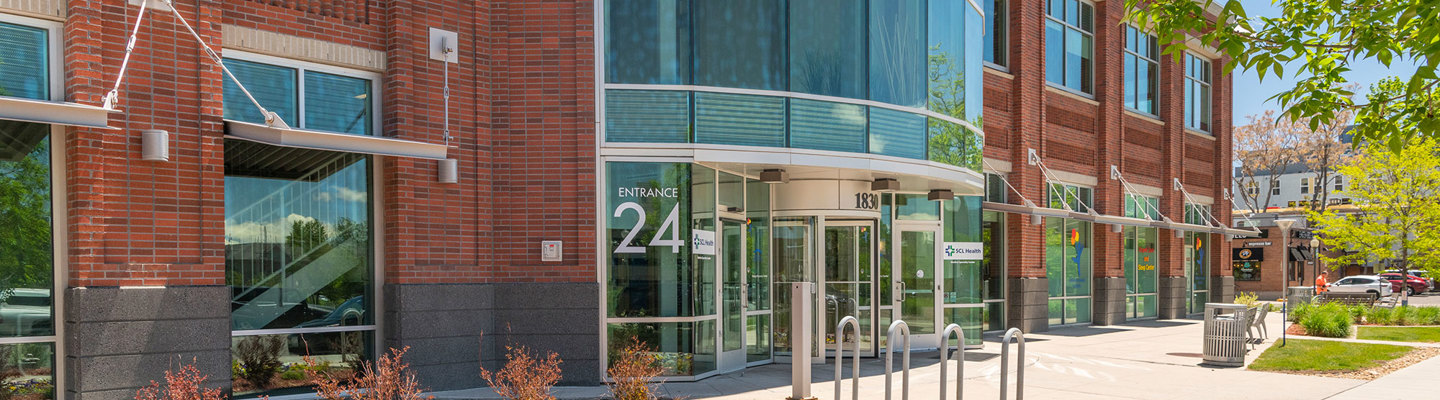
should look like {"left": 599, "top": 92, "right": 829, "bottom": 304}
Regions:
{"left": 1235, "top": 292, "right": 1260, "bottom": 307}
{"left": 307, "top": 346, "right": 430, "bottom": 400}
{"left": 606, "top": 338, "right": 665, "bottom": 400}
{"left": 1416, "top": 306, "right": 1440, "bottom": 325}
{"left": 1368, "top": 307, "right": 1397, "bottom": 325}
{"left": 1299, "top": 303, "right": 1353, "bottom": 338}
{"left": 234, "top": 335, "right": 285, "bottom": 389}
{"left": 1289, "top": 302, "right": 1313, "bottom": 323}
{"left": 479, "top": 335, "right": 563, "bottom": 400}
{"left": 133, "top": 359, "right": 225, "bottom": 400}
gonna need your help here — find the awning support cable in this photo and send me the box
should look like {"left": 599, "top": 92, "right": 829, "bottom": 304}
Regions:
{"left": 102, "top": 0, "right": 151, "bottom": 110}
{"left": 1027, "top": 150, "right": 1091, "bottom": 213}
{"left": 1109, "top": 165, "right": 1174, "bottom": 223}
{"left": 1223, "top": 188, "right": 1261, "bottom": 228}
{"left": 442, "top": 42, "right": 453, "bottom": 146}
{"left": 982, "top": 159, "right": 1040, "bottom": 208}
{"left": 1173, "top": 178, "right": 1226, "bottom": 228}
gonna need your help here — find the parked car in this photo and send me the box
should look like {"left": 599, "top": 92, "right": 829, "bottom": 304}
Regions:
{"left": 1327, "top": 275, "right": 1393, "bottom": 300}
{"left": 1379, "top": 273, "right": 1429, "bottom": 296}
{"left": 1386, "top": 270, "right": 1434, "bottom": 292}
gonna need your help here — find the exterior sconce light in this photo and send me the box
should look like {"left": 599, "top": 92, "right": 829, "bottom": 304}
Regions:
{"left": 437, "top": 158, "right": 458, "bottom": 184}
{"left": 927, "top": 189, "right": 953, "bottom": 201}
{"left": 141, "top": 129, "right": 169, "bottom": 161}
{"left": 760, "top": 169, "right": 789, "bottom": 183}
{"left": 872, "top": 178, "right": 900, "bottom": 192}
{"left": 1112, "top": 224, "right": 1124, "bottom": 233}
{"left": 1031, "top": 215, "right": 1043, "bottom": 225}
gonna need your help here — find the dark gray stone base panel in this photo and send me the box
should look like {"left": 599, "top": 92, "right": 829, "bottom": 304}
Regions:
{"left": 1091, "top": 277, "right": 1126, "bottom": 326}
{"left": 66, "top": 286, "right": 232, "bottom": 400}
{"left": 1158, "top": 277, "right": 1188, "bottom": 319}
{"left": 1212, "top": 276, "right": 1236, "bottom": 304}
{"left": 386, "top": 282, "right": 599, "bottom": 390}
{"left": 1006, "top": 277, "right": 1049, "bottom": 333}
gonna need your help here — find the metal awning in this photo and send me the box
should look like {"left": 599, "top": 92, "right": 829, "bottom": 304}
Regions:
{"left": 225, "top": 119, "right": 448, "bottom": 160}
{"left": 1162, "top": 220, "right": 1218, "bottom": 233}
{"left": 1090, "top": 212, "right": 1155, "bottom": 228}
{"left": 982, "top": 201, "right": 1074, "bottom": 218}
{"left": 0, "top": 96, "right": 114, "bottom": 129}
{"left": 1219, "top": 225, "right": 1262, "bottom": 237}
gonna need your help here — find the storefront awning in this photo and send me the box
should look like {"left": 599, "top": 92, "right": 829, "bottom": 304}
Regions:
{"left": 0, "top": 96, "right": 114, "bottom": 129}
{"left": 225, "top": 119, "right": 448, "bottom": 160}
{"left": 982, "top": 201, "right": 1076, "bottom": 219}
{"left": 1090, "top": 212, "right": 1155, "bottom": 228}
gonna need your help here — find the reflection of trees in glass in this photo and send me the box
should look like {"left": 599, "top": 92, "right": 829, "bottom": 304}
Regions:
{"left": 926, "top": 48, "right": 983, "bottom": 171}
{"left": 0, "top": 137, "right": 51, "bottom": 297}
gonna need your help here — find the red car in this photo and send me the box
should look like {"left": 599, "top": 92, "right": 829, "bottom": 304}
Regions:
{"left": 1379, "top": 273, "right": 1428, "bottom": 296}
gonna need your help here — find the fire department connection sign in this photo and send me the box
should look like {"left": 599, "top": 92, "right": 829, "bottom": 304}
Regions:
{"left": 943, "top": 242, "right": 983, "bottom": 261}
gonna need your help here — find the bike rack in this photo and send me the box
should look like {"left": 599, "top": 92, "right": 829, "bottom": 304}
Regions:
{"left": 999, "top": 328, "right": 1026, "bottom": 400}
{"left": 833, "top": 316, "right": 861, "bottom": 400}
{"left": 939, "top": 323, "right": 966, "bottom": 400}
{"left": 885, "top": 320, "right": 911, "bottom": 400}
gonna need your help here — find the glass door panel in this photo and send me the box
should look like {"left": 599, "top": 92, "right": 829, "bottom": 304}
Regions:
{"left": 822, "top": 222, "right": 874, "bottom": 357}
{"left": 719, "top": 219, "right": 746, "bottom": 370}
{"left": 898, "top": 229, "right": 937, "bottom": 337}
{"left": 771, "top": 218, "right": 813, "bottom": 356}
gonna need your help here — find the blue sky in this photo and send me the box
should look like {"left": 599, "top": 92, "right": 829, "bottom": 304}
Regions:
{"left": 1229, "top": 0, "right": 1421, "bottom": 124}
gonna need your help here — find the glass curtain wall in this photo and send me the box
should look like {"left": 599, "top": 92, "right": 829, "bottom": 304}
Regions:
{"left": 603, "top": 0, "right": 985, "bottom": 170}
{"left": 744, "top": 180, "right": 772, "bottom": 363}
{"left": 1045, "top": 184, "right": 1093, "bottom": 325}
{"left": 0, "top": 20, "right": 56, "bottom": 396}
{"left": 1123, "top": 195, "right": 1160, "bottom": 319}
{"left": 1185, "top": 204, "right": 1212, "bottom": 314}
{"left": 980, "top": 174, "right": 1007, "bottom": 332}
{"left": 942, "top": 196, "right": 985, "bottom": 346}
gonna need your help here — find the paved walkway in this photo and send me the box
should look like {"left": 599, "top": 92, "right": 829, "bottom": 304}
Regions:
{"left": 434, "top": 314, "right": 1423, "bottom": 399}
{"left": 1325, "top": 351, "right": 1440, "bottom": 399}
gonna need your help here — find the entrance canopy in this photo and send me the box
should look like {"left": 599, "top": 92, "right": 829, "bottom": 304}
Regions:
{"left": 0, "top": 96, "right": 114, "bottom": 129}
{"left": 225, "top": 120, "right": 448, "bottom": 160}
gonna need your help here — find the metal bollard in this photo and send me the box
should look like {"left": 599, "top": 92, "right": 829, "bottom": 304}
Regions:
{"left": 939, "top": 323, "right": 966, "bottom": 400}
{"left": 834, "top": 316, "right": 861, "bottom": 400}
{"left": 789, "top": 282, "right": 814, "bottom": 400}
{"left": 885, "top": 320, "right": 911, "bottom": 400}
{"left": 999, "top": 328, "right": 1026, "bottom": 400}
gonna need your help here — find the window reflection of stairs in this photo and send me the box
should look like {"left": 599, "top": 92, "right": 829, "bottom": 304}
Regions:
{"left": 225, "top": 143, "right": 369, "bottom": 330}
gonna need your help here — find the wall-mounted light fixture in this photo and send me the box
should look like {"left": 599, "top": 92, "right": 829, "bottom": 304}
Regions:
{"left": 437, "top": 158, "right": 458, "bottom": 184}
{"left": 1031, "top": 215, "right": 1043, "bottom": 225}
{"left": 141, "top": 129, "right": 168, "bottom": 161}
{"left": 760, "top": 169, "right": 789, "bottom": 183}
{"left": 928, "top": 189, "right": 954, "bottom": 201}
{"left": 872, "top": 178, "right": 900, "bottom": 192}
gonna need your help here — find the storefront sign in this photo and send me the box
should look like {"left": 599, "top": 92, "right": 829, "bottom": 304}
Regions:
{"left": 1232, "top": 247, "right": 1264, "bottom": 261}
{"left": 692, "top": 229, "right": 716, "bottom": 256}
{"left": 942, "top": 242, "right": 984, "bottom": 261}
{"left": 1244, "top": 241, "right": 1271, "bottom": 247}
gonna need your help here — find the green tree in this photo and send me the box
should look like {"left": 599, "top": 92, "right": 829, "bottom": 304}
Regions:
{"left": 0, "top": 135, "right": 52, "bottom": 297}
{"left": 1124, "top": 0, "right": 1440, "bottom": 148}
{"left": 1307, "top": 137, "right": 1440, "bottom": 303}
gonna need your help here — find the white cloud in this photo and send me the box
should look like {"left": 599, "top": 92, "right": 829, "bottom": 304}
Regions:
{"left": 225, "top": 213, "right": 321, "bottom": 244}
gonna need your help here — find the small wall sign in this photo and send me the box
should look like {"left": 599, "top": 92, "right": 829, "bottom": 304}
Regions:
{"left": 692, "top": 229, "right": 716, "bottom": 256}
{"left": 942, "top": 242, "right": 984, "bottom": 261}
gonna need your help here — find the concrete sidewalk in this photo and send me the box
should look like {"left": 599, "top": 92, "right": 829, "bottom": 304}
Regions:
{"left": 1324, "top": 353, "right": 1440, "bottom": 399}
{"left": 430, "top": 315, "right": 1411, "bottom": 399}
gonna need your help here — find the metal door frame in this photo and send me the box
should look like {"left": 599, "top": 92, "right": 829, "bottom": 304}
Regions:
{"left": 819, "top": 218, "right": 879, "bottom": 358}
{"left": 891, "top": 220, "right": 943, "bottom": 351}
{"left": 717, "top": 216, "right": 748, "bottom": 372}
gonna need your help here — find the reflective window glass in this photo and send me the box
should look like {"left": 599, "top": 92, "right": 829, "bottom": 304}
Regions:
{"left": 694, "top": 93, "right": 786, "bottom": 147}
{"left": 605, "top": 162, "right": 693, "bottom": 317}
{"left": 606, "top": 0, "right": 691, "bottom": 84}
{"left": 225, "top": 144, "right": 373, "bottom": 331}
{"left": 0, "top": 22, "right": 48, "bottom": 100}
{"left": 789, "top": 99, "right": 866, "bottom": 153}
{"left": 1044, "top": 0, "right": 1094, "bottom": 94}
{"left": 223, "top": 59, "right": 298, "bottom": 126}
{"left": 984, "top": 0, "right": 1007, "bottom": 67}
{"left": 0, "top": 124, "right": 53, "bottom": 338}
{"left": 693, "top": 0, "right": 786, "bottom": 90}
{"left": 790, "top": 0, "right": 865, "bottom": 98}
{"left": 605, "top": 90, "right": 692, "bottom": 143}
{"left": 304, "top": 71, "right": 372, "bottom": 136}
{"left": 869, "top": 107, "right": 927, "bottom": 159}
{"left": 869, "top": 0, "right": 927, "bottom": 108}
{"left": 1185, "top": 53, "right": 1213, "bottom": 133}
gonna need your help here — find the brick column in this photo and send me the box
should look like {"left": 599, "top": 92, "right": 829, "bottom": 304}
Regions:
{"left": 1003, "top": 0, "right": 1051, "bottom": 333}
{"left": 1156, "top": 30, "right": 1190, "bottom": 319}
{"left": 1089, "top": 0, "right": 1128, "bottom": 326}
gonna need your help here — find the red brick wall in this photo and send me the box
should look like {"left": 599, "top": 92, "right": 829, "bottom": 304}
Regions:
{"left": 61, "top": 0, "right": 596, "bottom": 287}
{"left": 984, "top": 0, "right": 1234, "bottom": 282}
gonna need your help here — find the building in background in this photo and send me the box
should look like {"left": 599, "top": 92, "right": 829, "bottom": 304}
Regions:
{"left": 0, "top": 0, "right": 1238, "bottom": 396}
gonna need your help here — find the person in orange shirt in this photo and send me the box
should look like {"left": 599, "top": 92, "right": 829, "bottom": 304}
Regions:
{"left": 1316, "top": 273, "right": 1328, "bottom": 293}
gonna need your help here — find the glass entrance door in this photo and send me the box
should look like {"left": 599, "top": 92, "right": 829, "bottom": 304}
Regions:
{"left": 893, "top": 223, "right": 941, "bottom": 349}
{"left": 718, "top": 218, "right": 747, "bottom": 371}
{"left": 821, "top": 221, "right": 875, "bottom": 357}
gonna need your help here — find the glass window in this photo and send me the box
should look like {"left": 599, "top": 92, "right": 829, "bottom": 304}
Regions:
{"left": 984, "top": 173, "right": 1007, "bottom": 203}
{"left": 1334, "top": 176, "right": 1343, "bottom": 191}
{"left": 896, "top": 194, "right": 941, "bottom": 221}
{"left": 789, "top": 100, "right": 866, "bottom": 153}
{"left": 869, "top": 107, "right": 928, "bottom": 159}
{"left": 231, "top": 331, "right": 371, "bottom": 395}
{"left": 0, "top": 21, "right": 48, "bottom": 100}
{"left": 605, "top": 0, "right": 691, "bottom": 84}
{"left": 1124, "top": 25, "right": 1159, "bottom": 115}
{"left": 605, "top": 162, "right": 693, "bottom": 317}
{"left": 869, "top": 0, "right": 928, "bottom": 108}
{"left": 693, "top": 0, "right": 786, "bottom": 90}
{"left": 605, "top": 90, "right": 692, "bottom": 143}
{"left": 304, "top": 71, "right": 373, "bottom": 135}
{"left": 1185, "top": 53, "right": 1213, "bottom": 133}
{"left": 929, "top": 0, "right": 968, "bottom": 119}
{"left": 928, "top": 118, "right": 981, "bottom": 171}
{"left": 694, "top": 93, "right": 786, "bottom": 147}
{"left": 223, "top": 58, "right": 375, "bottom": 136}
{"left": 790, "top": 0, "right": 866, "bottom": 98}
{"left": 1044, "top": 0, "right": 1094, "bottom": 94}
{"left": 223, "top": 59, "right": 298, "bottom": 126}
{"left": 984, "top": 0, "right": 1007, "bottom": 67}
{"left": 1234, "top": 261, "right": 1260, "bottom": 281}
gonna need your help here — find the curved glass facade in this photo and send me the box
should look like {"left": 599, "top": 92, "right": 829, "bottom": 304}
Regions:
{"left": 604, "top": 0, "right": 984, "bottom": 172}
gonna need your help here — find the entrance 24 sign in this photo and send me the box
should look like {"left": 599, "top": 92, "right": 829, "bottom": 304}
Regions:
{"left": 943, "top": 242, "right": 984, "bottom": 261}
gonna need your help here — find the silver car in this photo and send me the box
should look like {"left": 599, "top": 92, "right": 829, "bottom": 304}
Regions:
{"left": 1327, "top": 275, "right": 1394, "bottom": 299}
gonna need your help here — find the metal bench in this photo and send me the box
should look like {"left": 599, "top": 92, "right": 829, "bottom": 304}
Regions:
{"left": 1315, "top": 292, "right": 1378, "bottom": 307}
{"left": 1246, "top": 306, "right": 1269, "bottom": 348}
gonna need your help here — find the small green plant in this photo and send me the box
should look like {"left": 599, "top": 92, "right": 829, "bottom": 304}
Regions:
{"left": 1299, "top": 303, "right": 1352, "bottom": 338}
{"left": 234, "top": 335, "right": 285, "bottom": 389}
{"left": 1289, "top": 302, "right": 1314, "bottom": 323}
{"left": 280, "top": 369, "right": 306, "bottom": 381}
{"left": 1234, "top": 292, "right": 1260, "bottom": 307}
